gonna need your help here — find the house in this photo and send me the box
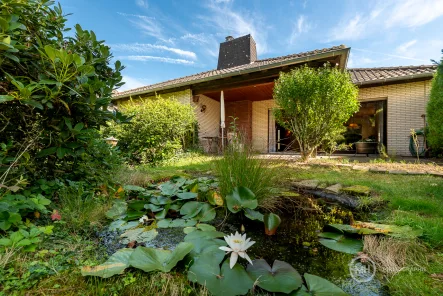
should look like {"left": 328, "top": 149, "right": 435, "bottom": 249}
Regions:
{"left": 112, "top": 34, "right": 437, "bottom": 156}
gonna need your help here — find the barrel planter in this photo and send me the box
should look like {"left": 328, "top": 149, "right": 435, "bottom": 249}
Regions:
{"left": 355, "top": 142, "right": 378, "bottom": 156}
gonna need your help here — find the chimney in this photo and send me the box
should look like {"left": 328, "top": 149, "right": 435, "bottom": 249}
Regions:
{"left": 217, "top": 34, "right": 257, "bottom": 70}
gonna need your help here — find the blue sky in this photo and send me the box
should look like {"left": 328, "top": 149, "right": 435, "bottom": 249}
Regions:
{"left": 59, "top": 0, "right": 443, "bottom": 91}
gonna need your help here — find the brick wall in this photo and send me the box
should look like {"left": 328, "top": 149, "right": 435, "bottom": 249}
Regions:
{"left": 250, "top": 80, "right": 431, "bottom": 155}
{"left": 358, "top": 81, "right": 431, "bottom": 156}
{"left": 225, "top": 100, "right": 252, "bottom": 141}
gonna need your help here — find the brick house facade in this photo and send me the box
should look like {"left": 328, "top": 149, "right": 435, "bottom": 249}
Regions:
{"left": 113, "top": 35, "right": 437, "bottom": 157}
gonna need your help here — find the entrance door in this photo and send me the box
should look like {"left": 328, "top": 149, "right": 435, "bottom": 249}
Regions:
{"left": 276, "top": 123, "right": 296, "bottom": 152}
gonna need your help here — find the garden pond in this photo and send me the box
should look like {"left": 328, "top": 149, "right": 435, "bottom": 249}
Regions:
{"left": 90, "top": 176, "right": 392, "bottom": 295}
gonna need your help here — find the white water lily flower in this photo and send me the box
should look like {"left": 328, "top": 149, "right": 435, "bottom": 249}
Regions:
{"left": 139, "top": 215, "right": 149, "bottom": 224}
{"left": 219, "top": 231, "right": 255, "bottom": 269}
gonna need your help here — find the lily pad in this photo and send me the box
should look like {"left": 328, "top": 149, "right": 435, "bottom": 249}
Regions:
{"left": 157, "top": 218, "right": 197, "bottom": 228}
{"left": 81, "top": 248, "right": 134, "bottom": 278}
{"left": 226, "top": 186, "right": 258, "bottom": 213}
{"left": 180, "top": 201, "right": 203, "bottom": 219}
{"left": 129, "top": 242, "right": 194, "bottom": 272}
{"left": 106, "top": 201, "right": 127, "bottom": 220}
{"left": 120, "top": 228, "right": 158, "bottom": 244}
{"left": 108, "top": 219, "right": 139, "bottom": 232}
{"left": 177, "top": 192, "right": 198, "bottom": 200}
{"left": 193, "top": 203, "right": 216, "bottom": 222}
{"left": 303, "top": 273, "right": 348, "bottom": 296}
{"left": 246, "top": 259, "right": 302, "bottom": 293}
{"left": 188, "top": 256, "right": 253, "bottom": 296}
{"left": 319, "top": 235, "right": 362, "bottom": 254}
{"left": 244, "top": 208, "right": 264, "bottom": 221}
{"left": 264, "top": 213, "right": 281, "bottom": 235}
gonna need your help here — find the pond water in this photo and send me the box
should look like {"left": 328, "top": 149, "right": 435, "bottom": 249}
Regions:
{"left": 215, "top": 195, "right": 389, "bottom": 296}
{"left": 98, "top": 194, "right": 389, "bottom": 296}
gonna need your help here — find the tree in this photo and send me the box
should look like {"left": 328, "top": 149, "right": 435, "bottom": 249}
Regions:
{"left": 273, "top": 65, "right": 359, "bottom": 160}
{"left": 427, "top": 50, "right": 443, "bottom": 152}
{"left": 0, "top": 0, "right": 127, "bottom": 182}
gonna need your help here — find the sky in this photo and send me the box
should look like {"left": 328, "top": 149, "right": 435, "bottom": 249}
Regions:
{"left": 58, "top": 0, "right": 443, "bottom": 91}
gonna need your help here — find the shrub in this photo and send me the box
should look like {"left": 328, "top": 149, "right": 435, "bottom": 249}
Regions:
{"left": 427, "top": 52, "right": 443, "bottom": 152}
{"left": 0, "top": 0, "right": 128, "bottom": 185}
{"left": 273, "top": 65, "right": 359, "bottom": 160}
{"left": 106, "top": 97, "right": 197, "bottom": 165}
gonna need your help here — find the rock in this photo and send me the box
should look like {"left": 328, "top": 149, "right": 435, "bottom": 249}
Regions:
{"left": 369, "top": 167, "right": 387, "bottom": 173}
{"left": 352, "top": 165, "right": 370, "bottom": 171}
{"left": 325, "top": 183, "right": 343, "bottom": 194}
{"left": 430, "top": 172, "right": 443, "bottom": 178}
{"left": 407, "top": 171, "right": 427, "bottom": 175}
{"left": 389, "top": 170, "right": 408, "bottom": 175}
{"left": 292, "top": 179, "right": 319, "bottom": 189}
{"left": 341, "top": 185, "right": 371, "bottom": 196}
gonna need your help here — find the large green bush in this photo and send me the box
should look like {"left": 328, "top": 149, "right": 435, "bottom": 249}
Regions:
{"left": 0, "top": 0, "right": 126, "bottom": 239}
{"left": 273, "top": 65, "right": 359, "bottom": 160}
{"left": 106, "top": 97, "right": 197, "bottom": 165}
{"left": 0, "top": 0, "right": 127, "bottom": 185}
{"left": 427, "top": 51, "right": 443, "bottom": 152}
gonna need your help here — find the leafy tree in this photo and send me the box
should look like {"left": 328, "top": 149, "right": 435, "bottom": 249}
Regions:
{"left": 105, "top": 97, "right": 197, "bottom": 165}
{"left": 0, "top": 0, "right": 127, "bottom": 183}
{"left": 427, "top": 51, "right": 443, "bottom": 152}
{"left": 273, "top": 65, "right": 359, "bottom": 160}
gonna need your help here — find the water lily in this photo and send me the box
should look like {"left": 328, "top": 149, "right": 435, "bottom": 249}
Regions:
{"left": 219, "top": 231, "right": 255, "bottom": 269}
{"left": 139, "top": 215, "right": 149, "bottom": 224}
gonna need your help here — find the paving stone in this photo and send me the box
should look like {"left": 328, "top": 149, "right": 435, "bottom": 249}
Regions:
{"left": 407, "top": 171, "right": 427, "bottom": 175}
{"left": 352, "top": 165, "right": 370, "bottom": 171}
{"left": 292, "top": 179, "right": 319, "bottom": 189}
{"left": 341, "top": 185, "right": 371, "bottom": 196}
{"left": 369, "top": 167, "right": 388, "bottom": 173}
{"left": 389, "top": 170, "right": 408, "bottom": 175}
{"left": 325, "top": 183, "right": 343, "bottom": 193}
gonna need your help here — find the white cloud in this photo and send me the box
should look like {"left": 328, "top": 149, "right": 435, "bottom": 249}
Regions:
{"left": 328, "top": 0, "right": 443, "bottom": 42}
{"left": 119, "top": 76, "right": 146, "bottom": 91}
{"left": 386, "top": 0, "right": 443, "bottom": 28}
{"left": 117, "top": 12, "right": 168, "bottom": 42}
{"left": 180, "top": 33, "right": 211, "bottom": 44}
{"left": 119, "top": 55, "right": 195, "bottom": 65}
{"left": 111, "top": 43, "right": 197, "bottom": 60}
{"left": 135, "top": 0, "right": 149, "bottom": 9}
{"left": 289, "top": 15, "right": 311, "bottom": 45}
{"left": 328, "top": 9, "right": 382, "bottom": 42}
{"left": 353, "top": 48, "right": 428, "bottom": 63}
{"left": 213, "top": 0, "right": 232, "bottom": 3}
{"left": 202, "top": 2, "right": 269, "bottom": 55}
{"left": 396, "top": 40, "right": 417, "bottom": 54}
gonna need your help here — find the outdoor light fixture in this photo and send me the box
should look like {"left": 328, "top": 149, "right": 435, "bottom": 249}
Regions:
{"left": 104, "top": 136, "right": 118, "bottom": 146}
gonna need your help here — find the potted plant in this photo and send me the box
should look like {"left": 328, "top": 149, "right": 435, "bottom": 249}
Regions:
{"left": 355, "top": 138, "right": 378, "bottom": 156}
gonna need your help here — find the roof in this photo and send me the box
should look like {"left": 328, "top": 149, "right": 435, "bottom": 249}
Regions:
{"left": 349, "top": 65, "right": 437, "bottom": 85}
{"left": 113, "top": 45, "right": 349, "bottom": 99}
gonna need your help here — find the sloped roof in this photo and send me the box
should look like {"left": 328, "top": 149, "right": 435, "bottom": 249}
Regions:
{"left": 113, "top": 45, "right": 348, "bottom": 99}
{"left": 349, "top": 65, "right": 437, "bottom": 85}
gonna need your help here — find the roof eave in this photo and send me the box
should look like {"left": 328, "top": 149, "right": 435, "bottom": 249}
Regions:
{"left": 354, "top": 72, "right": 435, "bottom": 86}
{"left": 112, "top": 47, "right": 351, "bottom": 100}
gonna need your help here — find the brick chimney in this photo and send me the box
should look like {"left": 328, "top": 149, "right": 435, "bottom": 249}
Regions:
{"left": 217, "top": 34, "right": 257, "bottom": 70}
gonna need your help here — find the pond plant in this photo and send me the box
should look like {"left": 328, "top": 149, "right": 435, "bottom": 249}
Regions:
{"left": 264, "top": 212, "right": 282, "bottom": 235}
